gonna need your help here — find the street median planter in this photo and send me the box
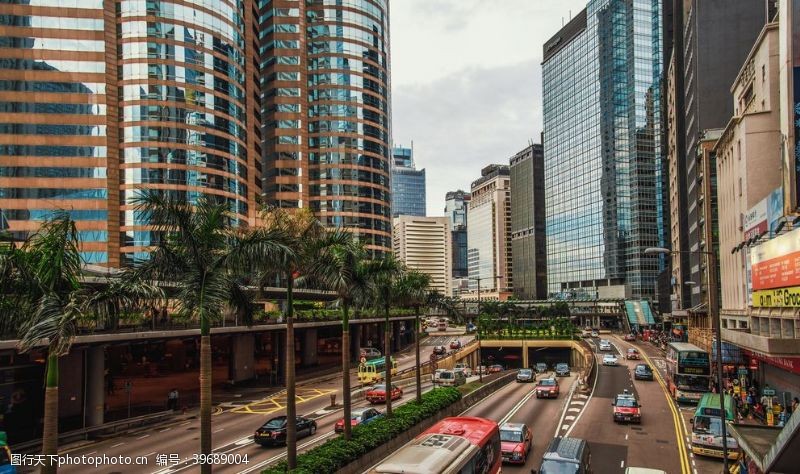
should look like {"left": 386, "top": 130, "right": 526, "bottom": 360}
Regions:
{"left": 263, "top": 373, "right": 516, "bottom": 474}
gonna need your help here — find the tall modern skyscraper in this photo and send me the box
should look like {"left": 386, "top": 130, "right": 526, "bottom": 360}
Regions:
{"left": 0, "top": 0, "right": 261, "bottom": 267}
{"left": 258, "top": 0, "right": 392, "bottom": 255}
{"left": 467, "top": 165, "right": 512, "bottom": 295}
{"left": 445, "top": 190, "right": 470, "bottom": 279}
{"left": 667, "top": 1, "right": 772, "bottom": 314}
{"left": 542, "top": 0, "right": 665, "bottom": 299}
{"left": 510, "top": 144, "right": 547, "bottom": 300}
{"left": 391, "top": 146, "right": 426, "bottom": 217}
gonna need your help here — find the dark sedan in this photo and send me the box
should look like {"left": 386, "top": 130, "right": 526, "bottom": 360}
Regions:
{"left": 254, "top": 416, "right": 317, "bottom": 446}
{"left": 634, "top": 363, "right": 654, "bottom": 381}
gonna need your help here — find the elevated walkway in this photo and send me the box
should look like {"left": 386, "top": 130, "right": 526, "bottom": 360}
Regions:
{"left": 728, "top": 407, "right": 800, "bottom": 473}
{"left": 624, "top": 300, "right": 656, "bottom": 327}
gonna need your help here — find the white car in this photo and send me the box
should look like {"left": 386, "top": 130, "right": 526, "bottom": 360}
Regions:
{"left": 603, "top": 354, "right": 618, "bottom": 366}
{"left": 598, "top": 340, "right": 612, "bottom": 351}
{"left": 453, "top": 363, "right": 473, "bottom": 377}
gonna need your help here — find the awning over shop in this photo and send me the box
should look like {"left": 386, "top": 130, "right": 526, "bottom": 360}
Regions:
{"left": 728, "top": 410, "right": 800, "bottom": 473}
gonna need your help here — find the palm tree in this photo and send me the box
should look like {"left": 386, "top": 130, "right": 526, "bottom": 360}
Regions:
{"left": 395, "top": 270, "right": 432, "bottom": 404}
{"left": 255, "top": 206, "right": 347, "bottom": 469}
{"left": 306, "top": 232, "right": 370, "bottom": 440}
{"left": 8, "top": 214, "right": 161, "bottom": 474}
{"left": 364, "top": 257, "right": 403, "bottom": 416}
{"left": 134, "top": 193, "right": 286, "bottom": 474}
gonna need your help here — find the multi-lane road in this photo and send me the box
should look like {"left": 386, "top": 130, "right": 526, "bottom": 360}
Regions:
{"left": 45, "top": 330, "right": 728, "bottom": 474}
{"left": 49, "top": 330, "right": 468, "bottom": 474}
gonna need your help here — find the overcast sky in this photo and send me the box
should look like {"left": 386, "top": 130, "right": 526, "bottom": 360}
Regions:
{"left": 389, "top": 0, "right": 587, "bottom": 216}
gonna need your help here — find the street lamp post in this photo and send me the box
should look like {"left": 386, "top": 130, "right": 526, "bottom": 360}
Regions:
{"left": 645, "top": 246, "right": 729, "bottom": 473}
{"left": 469, "top": 275, "right": 503, "bottom": 383}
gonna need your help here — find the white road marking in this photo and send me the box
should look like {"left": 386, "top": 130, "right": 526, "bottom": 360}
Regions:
{"left": 564, "top": 352, "right": 599, "bottom": 438}
{"left": 499, "top": 388, "right": 537, "bottom": 425}
{"left": 137, "top": 434, "right": 150, "bottom": 440}
{"left": 179, "top": 421, "right": 191, "bottom": 426}
{"left": 213, "top": 428, "right": 225, "bottom": 433}
{"left": 565, "top": 416, "right": 576, "bottom": 421}
{"left": 571, "top": 400, "right": 586, "bottom": 405}
{"left": 625, "top": 434, "right": 628, "bottom": 440}
{"left": 620, "top": 460, "right": 625, "bottom": 468}
{"left": 567, "top": 407, "right": 581, "bottom": 412}
{"left": 561, "top": 424, "right": 569, "bottom": 431}
{"left": 238, "top": 432, "right": 336, "bottom": 473}
{"left": 111, "top": 442, "right": 124, "bottom": 448}
{"left": 85, "top": 451, "right": 96, "bottom": 456}
{"left": 159, "top": 428, "right": 171, "bottom": 433}
{"left": 144, "top": 452, "right": 156, "bottom": 457}
{"left": 235, "top": 437, "right": 251, "bottom": 446}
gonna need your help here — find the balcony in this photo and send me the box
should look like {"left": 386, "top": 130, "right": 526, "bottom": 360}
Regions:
{"left": 722, "top": 328, "right": 800, "bottom": 356}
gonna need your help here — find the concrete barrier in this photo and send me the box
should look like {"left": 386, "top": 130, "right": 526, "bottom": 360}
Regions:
{"left": 337, "top": 372, "right": 517, "bottom": 474}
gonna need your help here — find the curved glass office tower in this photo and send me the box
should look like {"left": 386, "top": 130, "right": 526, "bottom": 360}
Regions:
{"left": 0, "top": 0, "right": 261, "bottom": 266}
{"left": 259, "top": 0, "right": 392, "bottom": 254}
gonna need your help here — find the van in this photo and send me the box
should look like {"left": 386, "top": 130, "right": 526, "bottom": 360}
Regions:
{"left": 432, "top": 369, "right": 466, "bottom": 387}
{"left": 533, "top": 437, "right": 593, "bottom": 474}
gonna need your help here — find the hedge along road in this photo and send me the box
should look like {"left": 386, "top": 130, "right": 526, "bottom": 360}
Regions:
{"left": 55, "top": 334, "right": 458, "bottom": 474}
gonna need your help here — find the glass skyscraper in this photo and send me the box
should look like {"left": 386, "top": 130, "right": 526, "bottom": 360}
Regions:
{"left": 259, "top": 0, "right": 392, "bottom": 254}
{"left": 445, "top": 190, "right": 470, "bottom": 279}
{"left": 542, "top": 0, "right": 666, "bottom": 299}
{"left": 391, "top": 146, "right": 426, "bottom": 217}
{"left": 0, "top": 0, "right": 261, "bottom": 267}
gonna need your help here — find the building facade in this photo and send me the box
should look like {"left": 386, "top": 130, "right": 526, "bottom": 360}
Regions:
{"left": 509, "top": 144, "right": 547, "bottom": 300}
{"left": 0, "top": 0, "right": 261, "bottom": 267}
{"left": 715, "top": 23, "right": 782, "bottom": 329}
{"left": 542, "top": 1, "right": 666, "bottom": 300}
{"left": 668, "top": 0, "right": 771, "bottom": 323}
{"left": 390, "top": 145, "right": 425, "bottom": 218}
{"left": 467, "top": 164, "right": 511, "bottom": 296}
{"left": 392, "top": 215, "right": 452, "bottom": 297}
{"left": 445, "top": 189, "right": 470, "bottom": 279}
{"left": 258, "top": 0, "right": 392, "bottom": 255}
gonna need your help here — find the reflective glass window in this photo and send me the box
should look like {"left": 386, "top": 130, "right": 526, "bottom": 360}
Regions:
{"left": 2, "top": 209, "right": 108, "bottom": 221}
{"left": 0, "top": 15, "right": 104, "bottom": 30}
{"left": 0, "top": 58, "right": 105, "bottom": 73}
{"left": 0, "top": 80, "right": 105, "bottom": 94}
{"left": 0, "top": 102, "right": 106, "bottom": 115}
{"left": 0, "top": 124, "right": 106, "bottom": 136}
{"left": 0, "top": 37, "right": 105, "bottom": 51}
{"left": 0, "top": 188, "right": 108, "bottom": 199}
{"left": 0, "top": 145, "right": 106, "bottom": 157}
{"left": 0, "top": 167, "right": 106, "bottom": 178}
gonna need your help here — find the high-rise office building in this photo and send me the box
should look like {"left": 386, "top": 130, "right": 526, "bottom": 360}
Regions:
{"left": 391, "top": 146, "right": 426, "bottom": 218}
{"left": 258, "top": 0, "right": 392, "bottom": 255}
{"left": 510, "top": 144, "right": 547, "bottom": 300}
{"left": 542, "top": 1, "right": 665, "bottom": 299}
{"left": 445, "top": 190, "right": 470, "bottom": 279}
{"left": 393, "top": 216, "right": 452, "bottom": 297}
{"left": 467, "top": 165, "right": 512, "bottom": 296}
{"left": 0, "top": 0, "right": 261, "bottom": 267}
{"left": 667, "top": 1, "right": 772, "bottom": 316}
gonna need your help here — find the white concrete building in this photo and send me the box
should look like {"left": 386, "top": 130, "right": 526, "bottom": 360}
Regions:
{"left": 393, "top": 216, "right": 453, "bottom": 297}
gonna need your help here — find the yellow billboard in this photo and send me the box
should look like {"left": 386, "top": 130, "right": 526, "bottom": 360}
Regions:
{"left": 752, "top": 285, "right": 800, "bottom": 307}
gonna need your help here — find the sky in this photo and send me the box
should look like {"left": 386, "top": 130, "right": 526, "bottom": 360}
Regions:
{"left": 389, "top": 0, "right": 587, "bottom": 216}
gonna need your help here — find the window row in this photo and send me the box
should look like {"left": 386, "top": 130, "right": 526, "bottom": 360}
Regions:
{"left": 0, "top": 123, "right": 106, "bottom": 136}
{"left": 120, "top": 63, "right": 244, "bottom": 101}
{"left": 121, "top": 21, "right": 244, "bottom": 64}
{"left": 318, "top": 215, "right": 390, "bottom": 232}
{"left": 121, "top": 84, "right": 245, "bottom": 122}
{"left": 0, "top": 102, "right": 106, "bottom": 115}
{"left": 308, "top": 151, "right": 388, "bottom": 172}
{"left": 0, "top": 80, "right": 105, "bottom": 94}
{"left": 119, "top": 1, "right": 243, "bottom": 44}
{"left": 0, "top": 15, "right": 104, "bottom": 31}
{"left": 0, "top": 37, "right": 105, "bottom": 52}
{"left": 123, "top": 168, "right": 246, "bottom": 195}
{"left": 120, "top": 42, "right": 244, "bottom": 83}
{"left": 0, "top": 188, "right": 107, "bottom": 199}
{"left": 307, "top": 88, "right": 387, "bottom": 112}
{"left": 309, "top": 57, "right": 385, "bottom": 82}
{"left": 309, "top": 136, "right": 387, "bottom": 155}
{"left": 0, "top": 58, "right": 105, "bottom": 73}
{"left": 310, "top": 183, "right": 388, "bottom": 201}
{"left": 123, "top": 126, "right": 246, "bottom": 159}
{"left": 123, "top": 146, "right": 248, "bottom": 179}
{"left": 123, "top": 105, "right": 247, "bottom": 142}
{"left": 0, "top": 167, "right": 106, "bottom": 178}
{"left": 120, "top": 191, "right": 247, "bottom": 218}
{"left": 310, "top": 199, "right": 390, "bottom": 217}
{"left": 308, "top": 120, "right": 387, "bottom": 142}
{"left": 308, "top": 41, "right": 385, "bottom": 66}
{"left": 3, "top": 0, "right": 104, "bottom": 8}
{"left": 2, "top": 209, "right": 108, "bottom": 221}
{"left": 0, "top": 145, "right": 106, "bottom": 157}
{"left": 309, "top": 168, "right": 388, "bottom": 186}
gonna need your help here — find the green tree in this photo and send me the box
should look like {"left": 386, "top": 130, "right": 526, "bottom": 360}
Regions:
{"left": 134, "top": 194, "right": 286, "bottom": 474}
{"left": 8, "top": 214, "right": 161, "bottom": 474}
{"left": 396, "top": 270, "right": 432, "bottom": 403}
{"left": 305, "top": 232, "right": 371, "bottom": 440}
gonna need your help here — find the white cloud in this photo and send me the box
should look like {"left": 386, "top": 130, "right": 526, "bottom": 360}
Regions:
{"left": 390, "top": 0, "right": 587, "bottom": 216}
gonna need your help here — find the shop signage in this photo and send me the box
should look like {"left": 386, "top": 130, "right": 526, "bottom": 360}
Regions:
{"left": 744, "top": 349, "right": 800, "bottom": 375}
{"left": 763, "top": 388, "right": 776, "bottom": 396}
{"left": 737, "top": 367, "right": 748, "bottom": 376}
{"left": 751, "top": 227, "right": 800, "bottom": 290}
{"left": 752, "top": 285, "right": 800, "bottom": 307}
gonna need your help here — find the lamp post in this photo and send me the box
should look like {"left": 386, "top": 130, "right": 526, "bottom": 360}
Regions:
{"left": 469, "top": 275, "right": 503, "bottom": 383}
{"left": 645, "top": 246, "right": 729, "bottom": 473}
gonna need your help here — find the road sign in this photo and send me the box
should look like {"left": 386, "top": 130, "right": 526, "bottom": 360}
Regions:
{"left": 737, "top": 368, "right": 748, "bottom": 376}
{"left": 763, "top": 388, "right": 776, "bottom": 396}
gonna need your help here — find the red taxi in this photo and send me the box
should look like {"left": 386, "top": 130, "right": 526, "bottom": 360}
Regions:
{"left": 626, "top": 348, "right": 640, "bottom": 360}
{"left": 499, "top": 422, "right": 532, "bottom": 464}
{"left": 612, "top": 390, "right": 642, "bottom": 423}
{"left": 534, "top": 377, "right": 560, "bottom": 399}
{"left": 366, "top": 384, "right": 403, "bottom": 404}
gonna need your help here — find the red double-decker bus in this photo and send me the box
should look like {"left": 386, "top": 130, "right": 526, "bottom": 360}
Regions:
{"left": 370, "top": 416, "right": 501, "bottom": 474}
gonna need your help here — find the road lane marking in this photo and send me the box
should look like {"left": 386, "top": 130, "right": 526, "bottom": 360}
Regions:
{"left": 499, "top": 387, "right": 537, "bottom": 425}
{"left": 213, "top": 428, "right": 225, "bottom": 433}
{"left": 137, "top": 434, "right": 150, "bottom": 440}
{"left": 565, "top": 416, "right": 575, "bottom": 421}
{"left": 621, "top": 460, "right": 625, "bottom": 468}
{"left": 159, "top": 428, "right": 171, "bottom": 433}
{"left": 637, "top": 342, "right": 691, "bottom": 474}
{"left": 238, "top": 432, "right": 337, "bottom": 474}
{"left": 561, "top": 424, "right": 569, "bottom": 431}
{"left": 567, "top": 407, "right": 580, "bottom": 412}
{"left": 571, "top": 400, "right": 585, "bottom": 405}
{"left": 85, "top": 451, "right": 96, "bottom": 456}
{"left": 111, "top": 442, "right": 124, "bottom": 448}
{"left": 145, "top": 452, "right": 155, "bottom": 457}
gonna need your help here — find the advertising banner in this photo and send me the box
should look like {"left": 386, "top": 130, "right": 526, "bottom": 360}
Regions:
{"left": 743, "top": 349, "right": 800, "bottom": 376}
{"left": 743, "top": 199, "right": 768, "bottom": 240}
{"left": 751, "top": 227, "right": 800, "bottom": 290}
{"left": 752, "top": 285, "right": 800, "bottom": 307}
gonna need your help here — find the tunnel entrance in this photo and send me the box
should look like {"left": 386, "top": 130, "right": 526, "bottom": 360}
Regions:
{"left": 480, "top": 347, "right": 523, "bottom": 370}
{"left": 527, "top": 347, "right": 572, "bottom": 371}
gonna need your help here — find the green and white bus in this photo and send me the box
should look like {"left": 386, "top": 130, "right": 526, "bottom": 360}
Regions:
{"left": 690, "top": 393, "right": 738, "bottom": 460}
{"left": 358, "top": 357, "right": 398, "bottom": 384}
